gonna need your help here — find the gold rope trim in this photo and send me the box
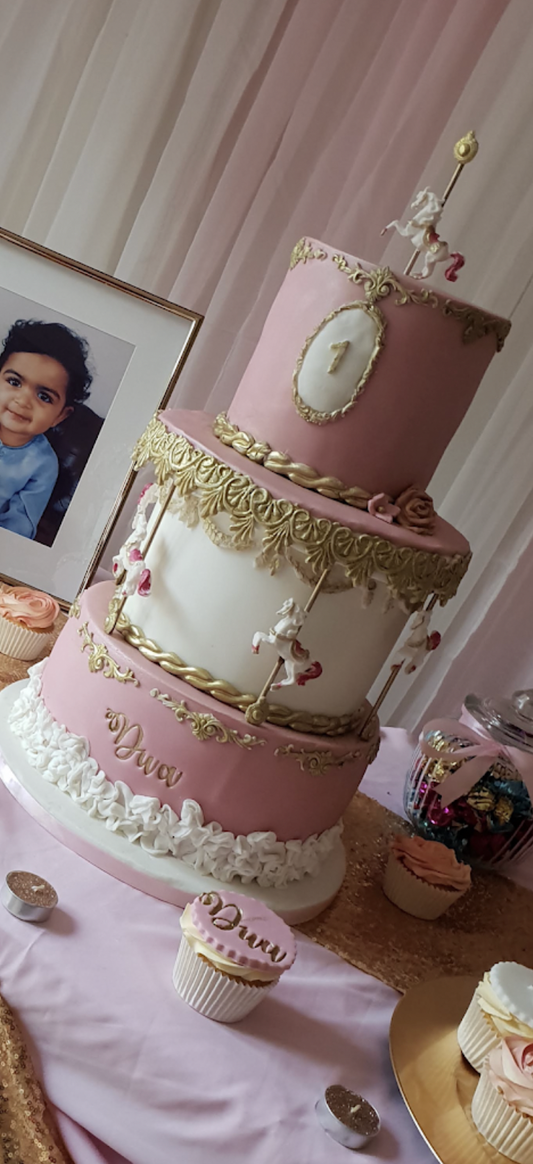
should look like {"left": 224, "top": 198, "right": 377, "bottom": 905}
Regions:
{"left": 112, "top": 609, "right": 365, "bottom": 737}
{"left": 332, "top": 255, "right": 510, "bottom": 349}
{"left": 213, "top": 412, "right": 371, "bottom": 508}
{"left": 132, "top": 416, "right": 470, "bottom": 607}
{"left": 0, "top": 994, "right": 72, "bottom": 1163}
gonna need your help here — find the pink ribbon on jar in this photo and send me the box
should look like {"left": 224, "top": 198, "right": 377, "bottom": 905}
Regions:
{"left": 418, "top": 713, "right": 533, "bottom": 809}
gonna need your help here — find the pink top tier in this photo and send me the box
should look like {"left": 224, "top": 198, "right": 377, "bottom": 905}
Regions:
{"left": 190, "top": 891, "right": 296, "bottom": 972}
{"left": 228, "top": 241, "right": 509, "bottom": 498}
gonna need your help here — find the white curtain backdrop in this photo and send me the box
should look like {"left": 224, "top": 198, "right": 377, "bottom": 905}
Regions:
{"left": 0, "top": 0, "right": 531, "bottom": 728}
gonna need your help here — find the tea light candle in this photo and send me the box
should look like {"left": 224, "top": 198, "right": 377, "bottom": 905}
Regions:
{"left": 1, "top": 870, "right": 58, "bottom": 922}
{"left": 315, "top": 1085, "right": 381, "bottom": 1150}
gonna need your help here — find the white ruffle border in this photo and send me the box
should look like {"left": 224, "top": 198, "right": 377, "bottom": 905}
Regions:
{"left": 8, "top": 663, "right": 342, "bottom": 889}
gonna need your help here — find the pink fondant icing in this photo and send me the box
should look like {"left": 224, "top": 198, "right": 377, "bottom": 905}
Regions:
{"left": 40, "top": 583, "right": 372, "bottom": 842}
{"left": 191, "top": 890, "right": 296, "bottom": 971}
{"left": 160, "top": 410, "right": 470, "bottom": 558}
{"left": 226, "top": 244, "right": 508, "bottom": 498}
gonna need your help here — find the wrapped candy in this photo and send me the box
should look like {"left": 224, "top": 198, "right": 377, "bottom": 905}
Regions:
{"left": 404, "top": 693, "right": 533, "bottom": 870}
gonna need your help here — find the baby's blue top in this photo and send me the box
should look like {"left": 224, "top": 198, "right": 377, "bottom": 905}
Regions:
{"left": 0, "top": 434, "right": 58, "bottom": 539}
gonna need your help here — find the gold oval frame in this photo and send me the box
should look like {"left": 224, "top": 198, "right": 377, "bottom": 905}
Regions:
{"left": 292, "top": 301, "right": 386, "bottom": 425}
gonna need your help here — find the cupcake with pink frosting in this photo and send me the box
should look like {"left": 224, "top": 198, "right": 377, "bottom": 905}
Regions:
{"left": 0, "top": 586, "right": 59, "bottom": 661}
{"left": 383, "top": 834, "right": 471, "bottom": 919}
{"left": 472, "top": 1038, "right": 533, "bottom": 1163}
{"left": 173, "top": 890, "right": 296, "bottom": 1023}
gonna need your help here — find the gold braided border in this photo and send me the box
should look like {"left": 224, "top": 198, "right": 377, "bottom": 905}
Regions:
{"left": 113, "top": 610, "right": 365, "bottom": 737}
{"left": 132, "top": 416, "right": 470, "bottom": 607}
{"left": 213, "top": 412, "right": 371, "bottom": 507}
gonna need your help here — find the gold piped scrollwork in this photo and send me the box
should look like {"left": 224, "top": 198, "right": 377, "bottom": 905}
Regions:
{"left": 131, "top": 417, "right": 471, "bottom": 607}
{"left": 69, "top": 597, "right": 81, "bottom": 619}
{"left": 114, "top": 608, "right": 365, "bottom": 737}
{"left": 289, "top": 238, "right": 328, "bottom": 269}
{"left": 213, "top": 412, "right": 371, "bottom": 508}
{"left": 79, "top": 622, "right": 139, "bottom": 686}
{"left": 332, "top": 255, "right": 510, "bottom": 349}
{"left": 441, "top": 302, "right": 511, "bottom": 352}
{"left": 274, "top": 744, "right": 361, "bottom": 775}
{"left": 332, "top": 256, "right": 439, "bottom": 308}
{"left": 150, "top": 689, "right": 266, "bottom": 750}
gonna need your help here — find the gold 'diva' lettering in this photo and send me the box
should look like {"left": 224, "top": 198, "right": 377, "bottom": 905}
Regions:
{"left": 198, "top": 892, "right": 287, "bottom": 963}
{"left": 105, "top": 709, "right": 181, "bottom": 787}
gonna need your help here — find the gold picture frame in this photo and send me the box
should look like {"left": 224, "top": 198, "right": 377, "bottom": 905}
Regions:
{"left": 0, "top": 225, "right": 202, "bottom": 607}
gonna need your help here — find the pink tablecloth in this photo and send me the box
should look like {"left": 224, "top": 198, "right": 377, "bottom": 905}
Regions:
{"left": 1, "top": 726, "right": 527, "bottom": 1164}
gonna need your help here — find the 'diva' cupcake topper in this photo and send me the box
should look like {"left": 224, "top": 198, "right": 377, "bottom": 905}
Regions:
{"left": 381, "top": 130, "right": 479, "bottom": 281}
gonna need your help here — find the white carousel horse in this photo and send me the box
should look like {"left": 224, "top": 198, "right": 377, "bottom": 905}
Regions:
{"left": 381, "top": 187, "right": 464, "bottom": 281}
{"left": 393, "top": 609, "right": 441, "bottom": 674}
{"left": 111, "top": 483, "right": 158, "bottom": 598}
{"left": 251, "top": 598, "right": 323, "bottom": 689}
{"left": 112, "top": 544, "right": 151, "bottom": 598}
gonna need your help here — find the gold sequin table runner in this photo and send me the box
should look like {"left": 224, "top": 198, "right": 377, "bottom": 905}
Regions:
{"left": 0, "top": 619, "right": 72, "bottom": 1164}
{"left": 298, "top": 791, "right": 533, "bottom": 993}
{"left": 0, "top": 994, "right": 72, "bottom": 1163}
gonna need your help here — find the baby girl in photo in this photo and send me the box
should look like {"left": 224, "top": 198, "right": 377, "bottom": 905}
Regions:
{"left": 0, "top": 319, "right": 92, "bottom": 539}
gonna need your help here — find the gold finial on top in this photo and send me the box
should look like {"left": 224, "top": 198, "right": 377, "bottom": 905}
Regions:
{"left": 453, "top": 130, "right": 479, "bottom": 166}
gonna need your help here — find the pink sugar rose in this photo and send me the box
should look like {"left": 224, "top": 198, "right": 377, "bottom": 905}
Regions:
{"left": 367, "top": 493, "right": 400, "bottom": 523}
{"left": 0, "top": 586, "right": 59, "bottom": 630}
{"left": 395, "top": 485, "right": 436, "bottom": 535}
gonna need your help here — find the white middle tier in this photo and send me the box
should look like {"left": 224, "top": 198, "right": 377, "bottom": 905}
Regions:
{"left": 124, "top": 511, "right": 407, "bottom": 718}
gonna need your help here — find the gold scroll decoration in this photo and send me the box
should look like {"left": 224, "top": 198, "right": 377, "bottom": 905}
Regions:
{"left": 332, "top": 255, "right": 510, "bottom": 350}
{"left": 79, "top": 622, "right": 139, "bottom": 686}
{"left": 274, "top": 743, "right": 361, "bottom": 774}
{"left": 150, "top": 688, "right": 266, "bottom": 749}
{"left": 113, "top": 608, "right": 365, "bottom": 737}
{"left": 289, "top": 238, "right": 327, "bottom": 269}
{"left": 0, "top": 993, "right": 72, "bottom": 1164}
{"left": 130, "top": 416, "right": 471, "bottom": 608}
{"left": 68, "top": 597, "right": 81, "bottom": 619}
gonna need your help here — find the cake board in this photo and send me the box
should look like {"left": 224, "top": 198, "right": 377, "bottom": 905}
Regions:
{"left": 0, "top": 680, "right": 345, "bottom": 924}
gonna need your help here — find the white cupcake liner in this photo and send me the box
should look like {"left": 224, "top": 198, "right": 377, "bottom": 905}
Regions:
{"left": 382, "top": 852, "right": 466, "bottom": 920}
{"left": 0, "top": 616, "right": 52, "bottom": 661}
{"left": 471, "top": 1063, "right": 533, "bottom": 1164}
{"left": 458, "top": 990, "right": 499, "bottom": 1072}
{"left": 172, "top": 936, "right": 277, "bottom": 1023}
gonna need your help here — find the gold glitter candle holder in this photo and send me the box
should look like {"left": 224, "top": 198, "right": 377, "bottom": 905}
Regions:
{"left": 1, "top": 871, "right": 58, "bottom": 922}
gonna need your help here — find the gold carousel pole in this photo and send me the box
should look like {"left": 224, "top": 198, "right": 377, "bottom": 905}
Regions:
{"left": 359, "top": 593, "right": 439, "bottom": 735}
{"left": 403, "top": 130, "right": 479, "bottom": 277}
{"left": 107, "top": 482, "right": 177, "bottom": 635}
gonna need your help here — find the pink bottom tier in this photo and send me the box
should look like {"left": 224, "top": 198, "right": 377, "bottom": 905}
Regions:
{"left": 40, "top": 583, "right": 375, "bottom": 845}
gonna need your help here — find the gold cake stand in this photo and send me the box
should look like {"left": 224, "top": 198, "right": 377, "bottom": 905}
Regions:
{"left": 390, "top": 975, "right": 511, "bottom": 1163}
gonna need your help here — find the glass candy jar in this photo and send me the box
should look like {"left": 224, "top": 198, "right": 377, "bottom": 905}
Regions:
{"left": 404, "top": 690, "right": 533, "bottom": 869}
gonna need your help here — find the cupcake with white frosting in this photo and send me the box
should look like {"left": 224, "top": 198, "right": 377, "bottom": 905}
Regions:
{"left": 0, "top": 586, "right": 59, "bottom": 661}
{"left": 173, "top": 890, "right": 296, "bottom": 1022}
{"left": 458, "top": 962, "right": 533, "bottom": 1072}
{"left": 383, "top": 834, "right": 471, "bottom": 920}
{"left": 472, "top": 1037, "right": 533, "bottom": 1163}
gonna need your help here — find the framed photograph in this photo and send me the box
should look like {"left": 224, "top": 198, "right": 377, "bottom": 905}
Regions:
{"left": 0, "top": 226, "right": 202, "bottom": 607}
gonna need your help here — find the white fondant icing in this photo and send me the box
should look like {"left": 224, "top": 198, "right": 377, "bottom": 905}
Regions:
{"left": 124, "top": 511, "right": 407, "bottom": 715}
{"left": 9, "top": 663, "right": 342, "bottom": 889}
{"left": 295, "top": 304, "right": 380, "bottom": 415}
